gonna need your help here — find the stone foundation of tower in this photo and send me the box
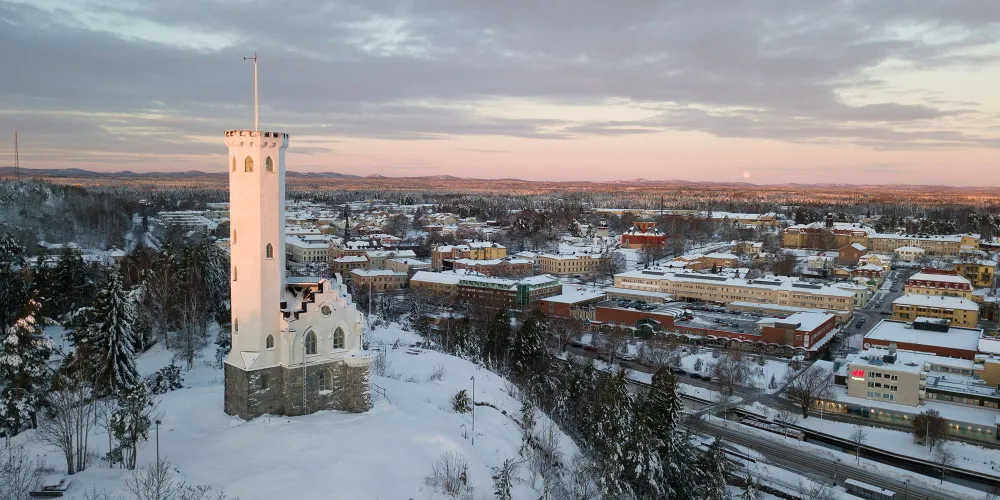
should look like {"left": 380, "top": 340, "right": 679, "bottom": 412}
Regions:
{"left": 224, "top": 361, "right": 372, "bottom": 420}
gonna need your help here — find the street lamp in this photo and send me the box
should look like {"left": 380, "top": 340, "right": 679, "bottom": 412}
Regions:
{"left": 155, "top": 419, "right": 162, "bottom": 466}
{"left": 833, "top": 458, "right": 841, "bottom": 483}
{"left": 470, "top": 376, "right": 475, "bottom": 445}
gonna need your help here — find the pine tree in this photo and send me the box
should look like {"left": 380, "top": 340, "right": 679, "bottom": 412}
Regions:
{"left": 0, "top": 233, "right": 30, "bottom": 332}
{"left": 92, "top": 267, "right": 139, "bottom": 394}
{"left": 51, "top": 247, "right": 95, "bottom": 318}
{"left": 509, "top": 308, "right": 548, "bottom": 385}
{"left": 109, "top": 382, "right": 154, "bottom": 470}
{"left": 482, "top": 309, "right": 512, "bottom": 369}
{"left": 592, "top": 370, "right": 635, "bottom": 498}
{"left": 696, "top": 438, "right": 731, "bottom": 500}
{"left": 741, "top": 472, "right": 759, "bottom": 500}
{"left": 0, "top": 298, "right": 54, "bottom": 434}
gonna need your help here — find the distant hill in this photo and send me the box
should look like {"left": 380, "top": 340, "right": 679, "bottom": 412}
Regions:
{"left": 0, "top": 167, "right": 359, "bottom": 179}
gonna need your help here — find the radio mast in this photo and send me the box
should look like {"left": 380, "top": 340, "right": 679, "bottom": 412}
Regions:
{"left": 13, "top": 131, "right": 19, "bottom": 180}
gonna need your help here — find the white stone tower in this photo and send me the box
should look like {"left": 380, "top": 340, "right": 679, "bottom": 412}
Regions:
{"left": 225, "top": 128, "right": 287, "bottom": 366}
{"left": 223, "top": 55, "right": 373, "bottom": 419}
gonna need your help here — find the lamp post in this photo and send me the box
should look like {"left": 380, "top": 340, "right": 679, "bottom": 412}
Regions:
{"left": 155, "top": 419, "right": 162, "bottom": 466}
{"left": 833, "top": 458, "right": 841, "bottom": 483}
{"left": 470, "top": 376, "right": 476, "bottom": 445}
{"left": 903, "top": 478, "right": 909, "bottom": 500}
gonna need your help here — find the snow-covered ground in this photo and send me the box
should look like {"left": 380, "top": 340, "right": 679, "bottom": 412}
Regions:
{"left": 675, "top": 348, "right": 792, "bottom": 393}
{"left": 14, "top": 324, "right": 579, "bottom": 499}
{"left": 709, "top": 416, "right": 989, "bottom": 500}
{"left": 796, "top": 417, "right": 1000, "bottom": 478}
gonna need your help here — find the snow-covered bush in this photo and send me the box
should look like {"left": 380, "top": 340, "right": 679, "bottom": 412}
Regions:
{"left": 147, "top": 363, "right": 184, "bottom": 395}
{"left": 452, "top": 389, "right": 472, "bottom": 414}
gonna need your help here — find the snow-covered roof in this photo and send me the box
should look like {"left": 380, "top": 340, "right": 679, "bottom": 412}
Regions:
{"left": 977, "top": 336, "right": 1000, "bottom": 355}
{"left": 350, "top": 269, "right": 406, "bottom": 278}
{"left": 615, "top": 268, "right": 854, "bottom": 298}
{"left": 703, "top": 252, "right": 737, "bottom": 260}
{"left": 541, "top": 290, "right": 607, "bottom": 304}
{"left": 410, "top": 270, "right": 475, "bottom": 285}
{"left": 891, "top": 294, "right": 978, "bottom": 311}
{"left": 850, "top": 242, "right": 867, "bottom": 251}
{"left": 874, "top": 233, "right": 973, "bottom": 242}
{"left": 333, "top": 255, "right": 368, "bottom": 263}
{"left": 775, "top": 312, "right": 836, "bottom": 332}
{"left": 603, "top": 287, "right": 674, "bottom": 300}
{"left": 865, "top": 319, "right": 981, "bottom": 352}
{"left": 906, "top": 272, "right": 971, "bottom": 285}
{"left": 894, "top": 246, "right": 925, "bottom": 252}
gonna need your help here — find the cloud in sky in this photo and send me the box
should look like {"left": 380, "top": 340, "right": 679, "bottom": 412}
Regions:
{"left": 1, "top": 0, "right": 999, "bottom": 184}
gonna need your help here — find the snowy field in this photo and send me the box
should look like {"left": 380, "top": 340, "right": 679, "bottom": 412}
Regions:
{"left": 675, "top": 348, "right": 792, "bottom": 393}
{"left": 796, "top": 417, "right": 1000, "bottom": 478}
{"left": 14, "top": 324, "right": 579, "bottom": 499}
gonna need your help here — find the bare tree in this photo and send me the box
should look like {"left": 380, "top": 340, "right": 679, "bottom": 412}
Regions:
{"left": 933, "top": 444, "right": 955, "bottom": 485}
{"left": 784, "top": 364, "right": 832, "bottom": 418}
{"left": 528, "top": 420, "right": 564, "bottom": 498}
{"left": 849, "top": 425, "right": 868, "bottom": 464}
{"left": 710, "top": 350, "right": 756, "bottom": 399}
{"left": 798, "top": 480, "right": 837, "bottom": 500}
{"left": 552, "top": 453, "right": 599, "bottom": 500}
{"left": 36, "top": 375, "right": 97, "bottom": 475}
{"left": 0, "top": 445, "right": 44, "bottom": 500}
{"left": 774, "top": 410, "right": 800, "bottom": 439}
{"left": 175, "top": 291, "right": 209, "bottom": 369}
{"left": 913, "top": 409, "right": 947, "bottom": 451}
{"left": 125, "top": 458, "right": 235, "bottom": 500}
{"left": 424, "top": 451, "right": 474, "bottom": 498}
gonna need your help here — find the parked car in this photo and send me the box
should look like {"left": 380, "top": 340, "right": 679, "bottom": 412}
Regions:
{"left": 855, "top": 322, "right": 863, "bottom": 329}
{"left": 672, "top": 367, "right": 687, "bottom": 375}
{"left": 880, "top": 311, "right": 891, "bottom": 315}
{"left": 618, "top": 352, "right": 636, "bottom": 361}
{"left": 582, "top": 345, "right": 598, "bottom": 352}
{"left": 689, "top": 373, "right": 703, "bottom": 380}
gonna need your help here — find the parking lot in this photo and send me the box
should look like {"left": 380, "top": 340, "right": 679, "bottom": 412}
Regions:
{"left": 675, "top": 304, "right": 775, "bottom": 335}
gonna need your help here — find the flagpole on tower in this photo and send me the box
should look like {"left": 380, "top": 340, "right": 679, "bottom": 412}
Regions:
{"left": 244, "top": 52, "right": 258, "bottom": 131}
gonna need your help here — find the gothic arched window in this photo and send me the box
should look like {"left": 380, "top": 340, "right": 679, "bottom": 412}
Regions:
{"left": 244, "top": 156, "right": 254, "bottom": 172}
{"left": 266, "top": 243, "right": 273, "bottom": 259}
{"left": 265, "top": 334, "right": 274, "bottom": 350}
{"left": 265, "top": 156, "right": 274, "bottom": 172}
{"left": 304, "top": 331, "right": 317, "bottom": 355}
{"left": 333, "top": 327, "right": 345, "bottom": 350}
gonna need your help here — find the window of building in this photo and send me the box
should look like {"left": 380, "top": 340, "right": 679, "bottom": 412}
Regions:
{"left": 266, "top": 334, "right": 274, "bottom": 350}
{"left": 333, "top": 327, "right": 345, "bottom": 350}
{"left": 260, "top": 373, "right": 269, "bottom": 390}
{"left": 266, "top": 156, "right": 274, "bottom": 172}
{"left": 305, "top": 331, "right": 317, "bottom": 355}
{"left": 266, "top": 243, "right": 273, "bottom": 259}
{"left": 231, "top": 157, "right": 236, "bottom": 172}
{"left": 234, "top": 319, "right": 238, "bottom": 334}
{"left": 318, "top": 370, "right": 329, "bottom": 391}
{"left": 245, "top": 156, "right": 254, "bottom": 172}
{"left": 233, "top": 231, "right": 237, "bottom": 244}
{"left": 233, "top": 267, "right": 237, "bottom": 282}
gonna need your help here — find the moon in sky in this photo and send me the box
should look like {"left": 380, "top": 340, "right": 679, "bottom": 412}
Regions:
{"left": 742, "top": 170, "right": 752, "bottom": 179}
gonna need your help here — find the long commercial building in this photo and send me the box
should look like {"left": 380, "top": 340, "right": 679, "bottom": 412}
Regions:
{"left": 869, "top": 233, "right": 979, "bottom": 257}
{"left": 613, "top": 268, "right": 855, "bottom": 320}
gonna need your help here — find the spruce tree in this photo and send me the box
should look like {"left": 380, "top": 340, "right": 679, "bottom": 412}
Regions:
{"left": 592, "top": 370, "right": 634, "bottom": 498}
{"left": 92, "top": 267, "right": 140, "bottom": 394}
{"left": 510, "top": 308, "right": 548, "bottom": 385}
{"left": 0, "top": 233, "right": 30, "bottom": 332}
{"left": 482, "top": 309, "right": 512, "bottom": 369}
{"left": 696, "top": 438, "right": 731, "bottom": 500}
{"left": 741, "top": 472, "right": 759, "bottom": 500}
{"left": 0, "top": 298, "right": 54, "bottom": 434}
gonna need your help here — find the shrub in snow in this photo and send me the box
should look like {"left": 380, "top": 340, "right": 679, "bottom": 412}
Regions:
{"left": 0, "top": 444, "right": 45, "bottom": 500}
{"left": 452, "top": 389, "right": 472, "bottom": 414}
{"left": 693, "top": 358, "right": 704, "bottom": 373}
{"left": 424, "top": 451, "right": 473, "bottom": 498}
{"left": 147, "top": 363, "right": 184, "bottom": 395}
{"left": 428, "top": 364, "right": 446, "bottom": 382}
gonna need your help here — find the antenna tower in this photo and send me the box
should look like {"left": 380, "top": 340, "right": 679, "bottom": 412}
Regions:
{"left": 13, "top": 131, "right": 19, "bottom": 180}
{"left": 243, "top": 52, "right": 258, "bottom": 131}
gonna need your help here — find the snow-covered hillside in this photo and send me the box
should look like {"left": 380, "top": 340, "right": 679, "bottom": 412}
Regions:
{"left": 14, "top": 324, "right": 578, "bottom": 500}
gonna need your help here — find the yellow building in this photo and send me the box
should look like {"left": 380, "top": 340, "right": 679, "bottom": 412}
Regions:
{"left": 904, "top": 272, "right": 973, "bottom": 299}
{"left": 869, "top": 234, "right": 980, "bottom": 257}
{"left": 613, "top": 268, "right": 855, "bottom": 320}
{"left": 953, "top": 259, "right": 996, "bottom": 288}
{"left": 349, "top": 269, "right": 409, "bottom": 291}
{"left": 891, "top": 294, "right": 979, "bottom": 328}
{"left": 537, "top": 253, "right": 605, "bottom": 276}
{"left": 432, "top": 242, "right": 507, "bottom": 270}
{"left": 782, "top": 221, "right": 873, "bottom": 250}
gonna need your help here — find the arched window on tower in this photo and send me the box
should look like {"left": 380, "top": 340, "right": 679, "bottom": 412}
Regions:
{"left": 244, "top": 156, "right": 254, "bottom": 172}
{"left": 333, "top": 327, "right": 345, "bottom": 350}
{"left": 233, "top": 267, "right": 237, "bottom": 282}
{"left": 265, "top": 334, "right": 274, "bottom": 350}
{"left": 233, "top": 231, "right": 237, "bottom": 244}
{"left": 304, "top": 331, "right": 317, "bottom": 355}
{"left": 231, "top": 157, "right": 236, "bottom": 172}
{"left": 266, "top": 243, "right": 273, "bottom": 259}
{"left": 234, "top": 319, "right": 238, "bottom": 333}
{"left": 265, "top": 156, "right": 274, "bottom": 172}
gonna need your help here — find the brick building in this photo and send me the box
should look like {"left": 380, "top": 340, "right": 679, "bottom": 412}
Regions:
{"left": 621, "top": 221, "right": 666, "bottom": 248}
